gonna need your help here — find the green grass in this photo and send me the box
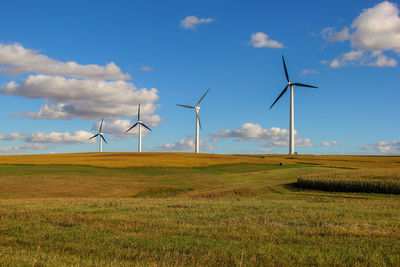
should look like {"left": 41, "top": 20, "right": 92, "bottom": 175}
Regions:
{"left": 0, "top": 155, "right": 399, "bottom": 266}
{"left": 1, "top": 197, "right": 399, "bottom": 266}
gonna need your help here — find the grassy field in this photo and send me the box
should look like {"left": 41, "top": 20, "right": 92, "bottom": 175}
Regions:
{"left": 0, "top": 153, "right": 399, "bottom": 266}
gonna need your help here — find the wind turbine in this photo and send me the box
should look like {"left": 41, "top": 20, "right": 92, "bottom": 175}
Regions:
{"left": 125, "top": 104, "right": 152, "bottom": 152}
{"left": 177, "top": 88, "right": 210, "bottom": 153}
{"left": 269, "top": 55, "right": 318, "bottom": 155}
{"left": 89, "top": 118, "right": 107, "bottom": 152}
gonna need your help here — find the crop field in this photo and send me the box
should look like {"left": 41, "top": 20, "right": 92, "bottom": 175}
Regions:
{"left": 0, "top": 153, "right": 399, "bottom": 266}
{"left": 298, "top": 168, "right": 400, "bottom": 194}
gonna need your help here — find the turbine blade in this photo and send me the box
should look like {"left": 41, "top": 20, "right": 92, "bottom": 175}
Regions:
{"left": 124, "top": 122, "right": 138, "bottom": 133}
{"left": 99, "top": 118, "right": 104, "bottom": 133}
{"left": 293, "top": 82, "right": 318, "bottom": 88}
{"left": 196, "top": 111, "right": 202, "bottom": 130}
{"left": 138, "top": 104, "right": 141, "bottom": 121}
{"left": 269, "top": 85, "right": 289, "bottom": 110}
{"left": 177, "top": 104, "right": 195, "bottom": 109}
{"left": 89, "top": 134, "right": 99, "bottom": 140}
{"left": 282, "top": 55, "right": 290, "bottom": 82}
{"left": 100, "top": 134, "right": 107, "bottom": 144}
{"left": 141, "top": 123, "right": 152, "bottom": 131}
{"left": 196, "top": 88, "right": 210, "bottom": 107}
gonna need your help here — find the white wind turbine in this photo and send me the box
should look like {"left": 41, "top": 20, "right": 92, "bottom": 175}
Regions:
{"left": 89, "top": 118, "right": 107, "bottom": 152}
{"left": 125, "top": 104, "right": 152, "bottom": 152}
{"left": 269, "top": 55, "right": 318, "bottom": 155}
{"left": 177, "top": 88, "right": 210, "bottom": 153}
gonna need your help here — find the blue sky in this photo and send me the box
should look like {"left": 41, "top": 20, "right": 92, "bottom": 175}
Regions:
{"left": 0, "top": 0, "right": 399, "bottom": 155}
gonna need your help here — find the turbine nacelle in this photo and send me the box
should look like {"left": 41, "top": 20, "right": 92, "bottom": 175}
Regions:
{"left": 89, "top": 118, "right": 108, "bottom": 152}
{"left": 269, "top": 55, "right": 318, "bottom": 110}
{"left": 124, "top": 104, "right": 152, "bottom": 134}
{"left": 124, "top": 104, "right": 152, "bottom": 152}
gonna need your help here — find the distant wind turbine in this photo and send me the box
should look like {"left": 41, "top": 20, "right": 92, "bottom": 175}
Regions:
{"left": 89, "top": 118, "right": 107, "bottom": 152}
{"left": 269, "top": 55, "right": 318, "bottom": 155}
{"left": 125, "top": 104, "right": 152, "bottom": 152}
{"left": 177, "top": 88, "right": 210, "bottom": 153}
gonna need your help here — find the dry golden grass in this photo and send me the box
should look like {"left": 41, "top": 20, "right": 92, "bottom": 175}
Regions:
{"left": 0, "top": 152, "right": 283, "bottom": 168}
{"left": 0, "top": 152, "right": 399, "bottom": 168}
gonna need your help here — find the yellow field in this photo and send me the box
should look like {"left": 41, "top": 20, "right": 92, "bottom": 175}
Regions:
{"left": 1, "top": 152, "right": 399, "bottom": 265}
{"left": 0, "top": 152, "right": 399, "bottom": 168}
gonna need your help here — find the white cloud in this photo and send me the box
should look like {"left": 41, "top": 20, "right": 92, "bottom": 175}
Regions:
{"left": 351, "top": 1, "right": 400, "bottom": 50}
{"left": 1, "top": 75, "right": 159, "bottom": 120}
{"left": 321, "top": 26, "right": 350, "bottom": 42}
{"left": 0, "top": 43, "right": 160, "bottom": 122}
{"left": 329, "top": 50, "right": 364, "bottom": 67}
{"left": 0, "top": 130, "right": 96, "bottom": 154}
{"left": 342, "top": 50, "right": 364, "bottom": 61}
{"left": 0, "top": 43, "right": 130, "bottom": 80}
{"left": 211, "top": 123, "right": 313, "bottom": 148}
{"left": 92, "top": 118, "right": 159, "bottom": 139}
{"left": 359, "top": 140, "right": 400, "bottom": 154}
{"left": 363, "top": 52, "right": 397, "bottom": 66}
{"left": 0, "top": 132, "right": 24, "bottom": 140}
{"left": 320, "top": 140, "right": 341, "bottom": 146}
{"left": 249, "top": 32, "right": 283, "bottom": 48}
{"left": 328, "top": 50, "right": 397, "bottom": 67}
{"left": 155, "top": 137, "right": 213, "bottom": 152}
{"left": 323, "top": 1, "right": 400, "bottom": 68}
{"left": 180, "top": 16, "right": 214, "bottom": 30}
{"left": 301, "top": 69, "right": 319, "bottom": 75}
{"left": 0, "top": 130, "right": 96, "bottom": 144}
{"left": 0, "top": 143, "right": 48, "bottom": 154}
{"left": 329, "top": 58, "right": 341, "bottom": 68}
{"left": 0, "top": 130, "right": 101, "bottom": 154}
{"left": 24, "top": 130, "right": 95, "bottom": 144}
{"left": 140, "top": 66, "right": 154, "bottom": 71}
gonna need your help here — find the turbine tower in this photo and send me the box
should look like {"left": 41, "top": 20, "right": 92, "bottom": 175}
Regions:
{"left": 89, "top": 118, "right": 107, "bottom": 152}
{"left": 269, "top": 55, "right": 318, "bottom": 155}
{"left": 177, "top": 88, "right": 210, "bottom": 153}
{"left": 125, "top": 104, "right": 152, "bottom": 152}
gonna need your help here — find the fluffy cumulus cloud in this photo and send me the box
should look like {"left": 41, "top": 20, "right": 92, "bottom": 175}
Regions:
{"left": 24, "top": 131, "right": 95, "bottom": 144}
{"left": 359, "top": 140, "right": 400, "bottom": 154}
{"left": 0, "top": 130, "right": 95, "bottom": 144}
{"left": 0, "top": 43, "right": 160, "bottom": 121}
{"left": 249, "top": 32, "right": 283, "bottom": 48}
{"left": 0, "top": 43, "right": 130, "bottom": 80}
{"left": 180, "top": 16, "right": 214, "bottom": 30}
{"left": 326, "top": 50, "right": 397, "bottom": 68}
{"left": 2, "top": 74, "right": 159, "bottom": 119}
{"left": 155, "top": 137, "right": 213, "bottom": 152}
{"left": 211, "top": 123, "right": 313, "bottom": 148}
{"left": 323, "top": 1, "right": 400, "bottom": 68}
{"left": 0, "top": 130, "right": 98, "bottom": 154}
{"left": 351, "top": 1, "right": 400, "bottom": 50}
{"left": 0, "top": 143, "right": 48, "bottom": 154}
